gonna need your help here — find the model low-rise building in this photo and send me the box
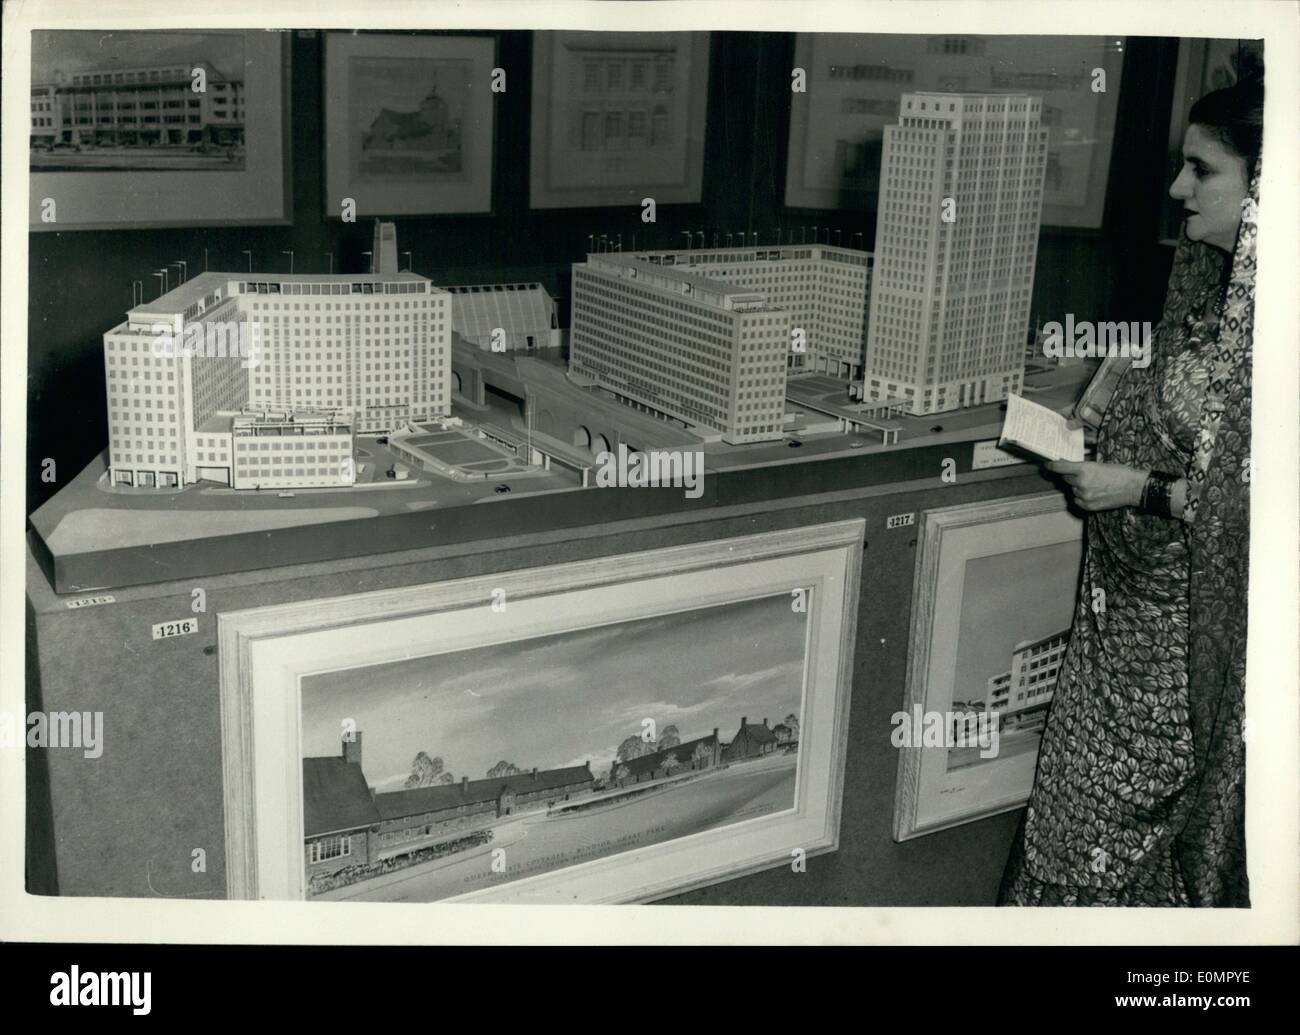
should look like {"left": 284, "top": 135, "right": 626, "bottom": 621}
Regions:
{"left": 446, "top": 281, "right": 561, "bottom": 351}
{"left": 230, "top": 411, "right": 355, "bottom": 490}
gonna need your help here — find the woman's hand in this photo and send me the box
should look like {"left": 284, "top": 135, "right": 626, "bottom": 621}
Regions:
{"left": 1045, "top": 460, "right": 1148, "bottom": 512}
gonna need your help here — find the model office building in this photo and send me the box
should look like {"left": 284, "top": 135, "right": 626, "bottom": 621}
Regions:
{"left": 104, "top": 223, "right": 452, "bottom": 490}
{"left": 570, "top": 253, "right": 791, "bottom": 444}
{"left": 630, "top": 244, "right": 873, "bottom": 379}
{"left": 570, "top": 243, "right": 874, "bottom": 443}
{"left": 862, "top": 92, "right": 1048, "bottom": 416}
{"left": 242, "top": 273, "right": 449, "bottom": 431}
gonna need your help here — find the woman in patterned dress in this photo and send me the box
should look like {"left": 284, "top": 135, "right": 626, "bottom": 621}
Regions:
{"left": 998, "top": 74, "right": 1262, "bottom": 907}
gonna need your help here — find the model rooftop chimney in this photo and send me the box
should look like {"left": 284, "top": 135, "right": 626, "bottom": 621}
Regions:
{"left": 372, "top": 219, "right": 399, "bottom": 275}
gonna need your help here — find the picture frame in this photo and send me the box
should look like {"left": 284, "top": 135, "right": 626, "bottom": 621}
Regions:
{"left": 28, "top": 29, "right": 291, "bottom": 231}
{"left": 322, "top": 32, "right": 496, "bottom": 218}
{"left": 529, "top": 31, "right": 710, "bottom": 210}
{"left": 893, "top": 493, "right": 1084, "bottom": 841}
{"left": 219, "top": 519, "right": 862, "bottom": 904}
{"left": 784, "top": 34, "right": 1124, "bottom": 228}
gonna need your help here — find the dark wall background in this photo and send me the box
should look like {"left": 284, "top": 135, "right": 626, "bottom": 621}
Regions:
{"left": 27, "top": 31, "right": 1181, "bottom": 513}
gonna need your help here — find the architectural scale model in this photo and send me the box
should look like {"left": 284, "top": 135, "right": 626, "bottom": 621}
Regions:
{"left": 569, "top": 92, "right": 1049, "bottom": 426}
{"left": 445, "top": 281, "right": 561, "bottom": 352}
{"left": 92, "top": 89, "right": 1059, "bottom": 506}
{"left": 623, "top": 244, "right": 874, "bottom": 379}
{"left": 569, "top": 252, "right": 793, "bottom": 444}
{"left": 102, "top": 221, "right": 452, "bottom": 489}
{"left": 862, "top": 92, "right": 1049, "bottom": 415}
{"left": 568, "top": 243, "right": 873, "bottom": 444}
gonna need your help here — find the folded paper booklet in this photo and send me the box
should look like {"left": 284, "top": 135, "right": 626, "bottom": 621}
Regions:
{"left": 999, "top": 392, "right": 1086, "bottom": 462}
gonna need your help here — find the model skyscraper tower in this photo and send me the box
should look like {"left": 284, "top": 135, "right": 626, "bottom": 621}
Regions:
{"left": 862, "top": 92, "right": 1048, "bottom": 416}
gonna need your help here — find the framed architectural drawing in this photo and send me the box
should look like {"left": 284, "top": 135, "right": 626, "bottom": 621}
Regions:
{"left": 784, "top": 34, "right": 1124, "bottom": 228}
{"left": 28, "top": 29, "right": 290, "bottom": 230}
{"left": 893, "top": 493, "right": 1084, "bottom": 841}
{"left": 219, "top": 519, "right": 862, "bottom": 904}
{"left": 323, "top": 33, "right": 496, "bottom": 217}
{"left": 529, "top": 31, "right": 710, "bottom": 209}
{"left": 1160, "top": 37, "right": 1264, "bottom": 245}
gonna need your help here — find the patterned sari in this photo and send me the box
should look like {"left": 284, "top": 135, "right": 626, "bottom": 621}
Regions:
{"left": 998, "top": 165, "right": 1257, "bottom": 907}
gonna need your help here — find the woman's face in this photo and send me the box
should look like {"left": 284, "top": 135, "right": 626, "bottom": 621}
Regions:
{"left": 1169, "top": 123, "right": 1250, "bottom": 253}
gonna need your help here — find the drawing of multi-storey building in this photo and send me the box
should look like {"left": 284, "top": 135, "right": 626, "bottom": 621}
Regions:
{"left": 103, "top": 223, "right": 452, "bottom": 489}
{"left": 862, "top": 92, "right": 1048, "bottom": 415}
{"left": 984, "top": 629, "right": 1069, "bottom": 718}
{"left": 569, "top": 253, "right": 791, "bottom": 444}
{"left": 564, "top": 40, "right": 677, "bottom": 152}
{"left": 30, "top": 61, "right": 244, "bottom": 149}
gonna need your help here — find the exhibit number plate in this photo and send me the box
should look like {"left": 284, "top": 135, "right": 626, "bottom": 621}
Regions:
{"left": 152, "top": 618, "right": 199, "bottom": 641}
{"left": 65, "top": 595, "right": 116, "bottom": 609}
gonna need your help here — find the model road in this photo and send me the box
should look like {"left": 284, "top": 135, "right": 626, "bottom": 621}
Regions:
{"left": 318, "top": 753, "right": 797, "bottom": 903}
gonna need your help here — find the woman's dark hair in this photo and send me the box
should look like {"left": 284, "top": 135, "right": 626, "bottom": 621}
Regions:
{"left": 1189, "top": 70, "right": 1264, "bottom": 170}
